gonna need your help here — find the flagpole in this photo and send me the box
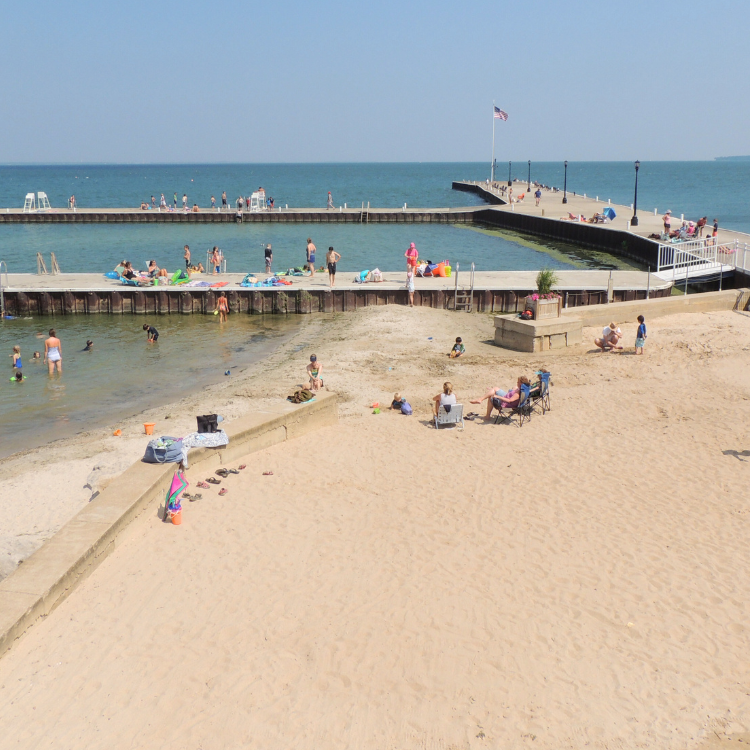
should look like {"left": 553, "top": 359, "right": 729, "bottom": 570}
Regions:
{"left": 491, "top": 101, "right": 496, "bottom": 183}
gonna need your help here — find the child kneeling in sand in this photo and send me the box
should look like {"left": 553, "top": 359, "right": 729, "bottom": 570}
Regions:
{"left": 449, "top": 337, "right": 465, "bottom": 358}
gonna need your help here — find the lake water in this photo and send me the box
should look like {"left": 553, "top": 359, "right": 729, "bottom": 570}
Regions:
{"left": 0, "top": 315, "right": 300, "bottom": 459}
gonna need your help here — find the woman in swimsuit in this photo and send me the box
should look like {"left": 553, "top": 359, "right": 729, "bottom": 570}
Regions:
{"left": 326, "top": 247, "right": 341, "bottom": 287}
{"left": 306, "top": 354, "right": 323, "bottom": 391}
{"left": 44, "top": 328, "right": 62, "bottom": 375}
{"left": 217, "top": 292, "right": 229, "bottom": 323}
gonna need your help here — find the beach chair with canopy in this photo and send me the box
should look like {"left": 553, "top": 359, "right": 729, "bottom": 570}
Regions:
{"left": 529, "top": 371, "right": 551, "bottom": 416}
{"left": 435, "top": 403, "right": 464, "bottom": 430}
{"left": 493, "top": 384, "right": 532, "bottom": 427}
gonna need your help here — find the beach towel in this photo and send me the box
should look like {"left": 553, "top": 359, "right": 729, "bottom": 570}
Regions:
{"left": 210, "top": 281, "right": 229, "bottom": 288}
{"left": 179, "top": 429, "right": 229, "bottom": 467}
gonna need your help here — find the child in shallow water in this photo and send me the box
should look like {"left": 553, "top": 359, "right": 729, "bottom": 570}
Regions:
{"left": 11, "top": 345, "right": 22, "bottom": 370}
{"left": 11, "top": 370, "right": 26, "bottom": 382}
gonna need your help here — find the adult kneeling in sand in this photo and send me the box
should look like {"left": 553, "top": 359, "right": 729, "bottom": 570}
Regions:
{"left": 307, "top": 354, "right": 323, "bottom": 391}
{"left": 433, "top": 381, "right": 457, "bottom": 417}
{"left": 470, "top": 376, "right": 529, "bottom": 420}
{"left": 595, "top": 322, "right": 623, "bottom": 352}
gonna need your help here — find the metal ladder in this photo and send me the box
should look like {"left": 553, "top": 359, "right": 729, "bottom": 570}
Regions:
{"left": 0, "top": 261, "right": 7, "bottom": 317}
{"left": 453, "top": 262, "right": 475, "bottom": 312}
{"left": 360, "top": 201, "right": 369, "bottom": 223}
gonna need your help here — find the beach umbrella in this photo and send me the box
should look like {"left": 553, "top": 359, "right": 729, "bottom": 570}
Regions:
{"left": 603, "top": 207, "right": 616, "bottom": 220}
{"left": 166, "top": 470, "right": 188, "bottom": 511}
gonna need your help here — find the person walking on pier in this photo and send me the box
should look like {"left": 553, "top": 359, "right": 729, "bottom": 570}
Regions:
{"left": 173, "top": 193, "right": 178, "bottom": 208}
{"left": 44, "top": 329, "right": 62, "bottom": 376}
{"left": 184, "top": 245, "right": 191, "bottom": 270}
{"left": 327, "top": 191, "right": 334, "bottom": 210}
{"left": 306, "top": 238, "right": 317, "bottom": 274}
{"left": 160, "top": 194, "right": 166, "bottom": 209}
{"left": 405, "top": 242, "right": 418, "bottom": 272}
{"left": 326, "top": 246, "right": 341, "bottom": 288}
{"left": 535, "top": 188, "right": 542, "bottom": 207}
{"left": 211, "top": 195, "right": 216, "bottom": 209}
{"left": 264, "top": 244, "right": 273, "bottom": 274}
{"left": 221, "top": 191, "right": 227, "bottom": 210}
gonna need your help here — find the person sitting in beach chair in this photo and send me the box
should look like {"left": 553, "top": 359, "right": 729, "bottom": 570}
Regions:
{"left": 469, "top": 377, "right": 528, "bottom": 420}
{"left": 492, "top": 378, "right": 532, "bottom": 426}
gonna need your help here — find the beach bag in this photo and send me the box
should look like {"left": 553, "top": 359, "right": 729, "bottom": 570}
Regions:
{"left": 143, "top": 436, "right": 183, "bottom": 464}
{"left": 104, "top": 271, "right": 120, "bottom": 279}
{"left": 197, "top": 414, "right": 218, "bottom": 433}
{"left": 288, "top": 389, "right": 314, "bottom": 404}
{"left": 400, "top": 401, "right": 412, "bottom": 416}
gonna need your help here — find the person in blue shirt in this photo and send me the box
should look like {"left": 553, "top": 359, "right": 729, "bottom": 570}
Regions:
{"left": 635, "top": 315, "right": 647, "bottom": 355}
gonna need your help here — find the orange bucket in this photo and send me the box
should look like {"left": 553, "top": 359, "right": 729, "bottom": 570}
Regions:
{"left": 171, "top": 509, "right": 182, "bottom": 525}
{"left": 143, "top": 422, "right": 156, "bottom": 435}
{"left": 113, "top": 429, "right": 122, "bottom": 436}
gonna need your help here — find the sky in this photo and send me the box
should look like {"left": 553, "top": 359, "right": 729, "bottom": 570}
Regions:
{"left": 0, "top": 0, "right": 748, "bottom": 163}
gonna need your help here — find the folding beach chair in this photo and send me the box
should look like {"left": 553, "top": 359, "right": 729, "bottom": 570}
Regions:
{"left": 530, "top": 371, "right": 551, "bottom": 416}
{"left": 434, "top": 403, "right": 464, "bottom": 430}
{"left": 494, "top": 384, "right": 532, "bottom": 427}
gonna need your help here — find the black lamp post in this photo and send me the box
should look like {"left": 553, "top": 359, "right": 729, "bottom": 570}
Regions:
{"left": 562, "top": 160, "right": 568, "bottom": 204}
{"left": 508, "top": 161, "right": 512, "bottom": 186}
{"left": 527, "top": 160, "right": 531, "bottom": 191}
{"left": 631, "top": 160, "right": 640, "bottom": 227}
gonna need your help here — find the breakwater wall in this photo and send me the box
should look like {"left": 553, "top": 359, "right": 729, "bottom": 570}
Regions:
{"left": 0, "top": 208, "right": 475, "bottom": 224}
{"left": 2, "top": 285, "right": 669, "bottom": 318}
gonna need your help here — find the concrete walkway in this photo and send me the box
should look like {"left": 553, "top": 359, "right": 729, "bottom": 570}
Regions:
{"left": 3, "top": 269, "right": 671, "bottom": 294}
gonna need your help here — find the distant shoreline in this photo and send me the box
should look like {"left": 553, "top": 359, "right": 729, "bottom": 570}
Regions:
{"left": 715, "top": 156, "right": 750, "bottom": 161}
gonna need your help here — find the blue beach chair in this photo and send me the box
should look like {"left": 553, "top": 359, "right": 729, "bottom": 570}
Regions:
{"left": 494, "top": 384, "right": 532, "bottom": 427}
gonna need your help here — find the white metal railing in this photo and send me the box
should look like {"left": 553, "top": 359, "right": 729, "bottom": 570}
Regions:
{"left": 0, "top": 260, "right": 7, "bottom": 316}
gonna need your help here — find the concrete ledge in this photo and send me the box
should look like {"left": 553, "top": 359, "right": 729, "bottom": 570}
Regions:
{"left": 0, "top": 392, "right": 338, "bottom": 659}
{"left": 562, "top": 289, "right": 745, "bottom": 327}
{"left": 494, "top": 315, "right": 583, "bottom": 352}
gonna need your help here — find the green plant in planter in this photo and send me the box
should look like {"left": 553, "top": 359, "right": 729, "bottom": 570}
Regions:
{"left": 536, "top": 268, "right": 559, "bottom": 297}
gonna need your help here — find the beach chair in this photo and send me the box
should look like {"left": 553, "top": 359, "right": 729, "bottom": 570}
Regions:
{"left": 494, "top": 384, "right": 532, "bottom": 427}
{"left": 434, "top": 403, "right": 464, "bottom": 430}
{"left": 530, "top": 371, "right": 551, "bottom": 416}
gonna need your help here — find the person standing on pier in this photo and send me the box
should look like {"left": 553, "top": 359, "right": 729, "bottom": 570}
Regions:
{"left": 151, "top": 195, "right": 155, "bottom": 208}
{"left": 662, "top": 210, "right": 672, "bottom": 235}
{"left": 44, "top": 329, "right": 62, "bottom": 375}
{"left": 306, "top": 238, "right": 316, "bottom": 274}
{"left": 535, "top": 187, "right": 542, "bottom": 207}
{"left": 160, "top": 194, "right": 166, "bottom": 208}
{"left": 405, "top": 242, "right": 418, "bottom": 272}
{"left": 697, "top": 216, "right": 707, "bottom": 237}
{"left": 264, "top": 244, "right": 273, "bottom": 275}
{"left": 327, "top": 191, "right": 334, "bottom": 210}
{"left": 221, "top": 191, "right": 227, "bottom": 210}
{"left": 182, "top": 194, "right": 188, "bottom": 209}
{"left": 211, "top": 195, "right": 216, "bottom": 209}
{"left": 713, "top": 218, "right": 719, "bottom": 238}
{"left": 326, "top": 246, "right": 341, "bottom": 288}
{"left": 173, "top": 193, "right": 177, "bottom": 208}
{"left": 211, "top": 247, "right": 223, "bottom": 274}
{"left": 184, "top": 245, "right": 191, "bottom": 270}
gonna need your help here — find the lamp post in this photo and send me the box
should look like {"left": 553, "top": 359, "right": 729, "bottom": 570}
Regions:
{"left": 508, "top": 161, "right": 512, "bottom": 187}
{"left": 527, "top": 160, "right": 531, "bottom": 191}
{"left": 631, "top": 160, "right": 640, "bottom": 227}
{"left": 562, "top": 160, "right": 568, "bottom": 204}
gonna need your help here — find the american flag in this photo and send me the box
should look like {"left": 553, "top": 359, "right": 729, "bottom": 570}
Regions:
{"left": 494, "top": 106, "right": 508, "bottom": 121}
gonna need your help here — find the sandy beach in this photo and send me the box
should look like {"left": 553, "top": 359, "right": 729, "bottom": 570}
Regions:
{"left": 1, "top": 304, "right": 750, "bottom": 749}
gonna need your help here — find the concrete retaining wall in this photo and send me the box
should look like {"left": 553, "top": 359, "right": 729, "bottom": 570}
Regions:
{"left": 0, "top": 392, "right": 338, "bottom": 660}
{"left": 561, "top": 289, "right": 746, "bottom": 327}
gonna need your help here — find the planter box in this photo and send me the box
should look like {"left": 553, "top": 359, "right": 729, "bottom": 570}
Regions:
{"left": 525, "top": 296, "right": 562, "bottom": 320}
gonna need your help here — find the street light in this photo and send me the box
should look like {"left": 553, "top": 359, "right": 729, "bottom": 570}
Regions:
{"left": 527, "top": 160, "right": 531, "bottom": 191}
{"left": 562, "top": 160, "right": 568, "bottom": 204}
{"left": 631, "top": 160, "right": 640, "bottom": 227}
{"left": 508, "top": 161, "right": 512, "bottom": 187}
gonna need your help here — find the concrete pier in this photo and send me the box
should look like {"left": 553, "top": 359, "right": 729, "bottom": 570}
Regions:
{"left": 0, "top": 270, "right": 671, "bottom": 317}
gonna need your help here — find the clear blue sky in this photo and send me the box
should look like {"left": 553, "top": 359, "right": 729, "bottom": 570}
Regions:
{"left": 1, "top": 0, "right": 748, "bottom": 163}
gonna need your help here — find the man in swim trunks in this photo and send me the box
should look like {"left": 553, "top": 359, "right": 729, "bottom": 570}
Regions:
{"left": 306, "top": 355, "right": 323, "bottom": 391}
{"left": 306, "top": 238, "right": 316, "bottom": 275}
{"left": 326, "top": 246, "right": 341, "bottom": 287}
{"left": 184, "top": 245, "right": 191, "bottom": 270}
{"left": 265, "top": 244, "right": 273, "bottom": 274}
{"left": 143, "top": 324, "right": 159, "bottom": 342}
{"left": 44, "top": 328, "right": 62, "bottom": 375}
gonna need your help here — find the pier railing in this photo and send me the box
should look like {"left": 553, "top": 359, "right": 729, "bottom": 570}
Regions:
{"left": 656, "top": 237, "right": 750, "bottom": 282}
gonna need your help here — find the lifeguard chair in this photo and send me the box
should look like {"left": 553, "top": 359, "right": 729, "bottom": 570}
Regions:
{"left": 249, "top": 191, "right": 265, "bottom": 212}
{"left": 37, "top": 192, "right": 51, "bottom": 211}
{"left": 23, "top": 193, "right": 35, "bottom": 212}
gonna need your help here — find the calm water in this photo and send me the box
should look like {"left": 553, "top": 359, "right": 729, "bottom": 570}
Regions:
{"left": 1, "top": 161, "right": 748, "bottom": 275}
{"left": 0, "top": 315, "right": 300, "bottom": 458}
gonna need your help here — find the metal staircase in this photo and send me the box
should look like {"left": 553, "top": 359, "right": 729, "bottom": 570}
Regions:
{"left": 453, "top": 262, "right": 475, "bottom": 312}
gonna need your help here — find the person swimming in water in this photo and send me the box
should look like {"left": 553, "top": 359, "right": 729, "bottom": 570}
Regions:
{"left": 44, "top": 329, "right": 62, "bottom": 375}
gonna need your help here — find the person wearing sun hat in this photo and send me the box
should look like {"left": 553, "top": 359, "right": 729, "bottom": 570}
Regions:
{"left": 404, "top": 242, "right": 418, "bottom": 272}
{"left": 662, "top": 210, "right": 672, "bottom": 235}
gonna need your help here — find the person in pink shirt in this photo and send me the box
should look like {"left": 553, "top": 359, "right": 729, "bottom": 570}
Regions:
{"left": 405, "top": 242, "right": 418, "bottom": 272}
